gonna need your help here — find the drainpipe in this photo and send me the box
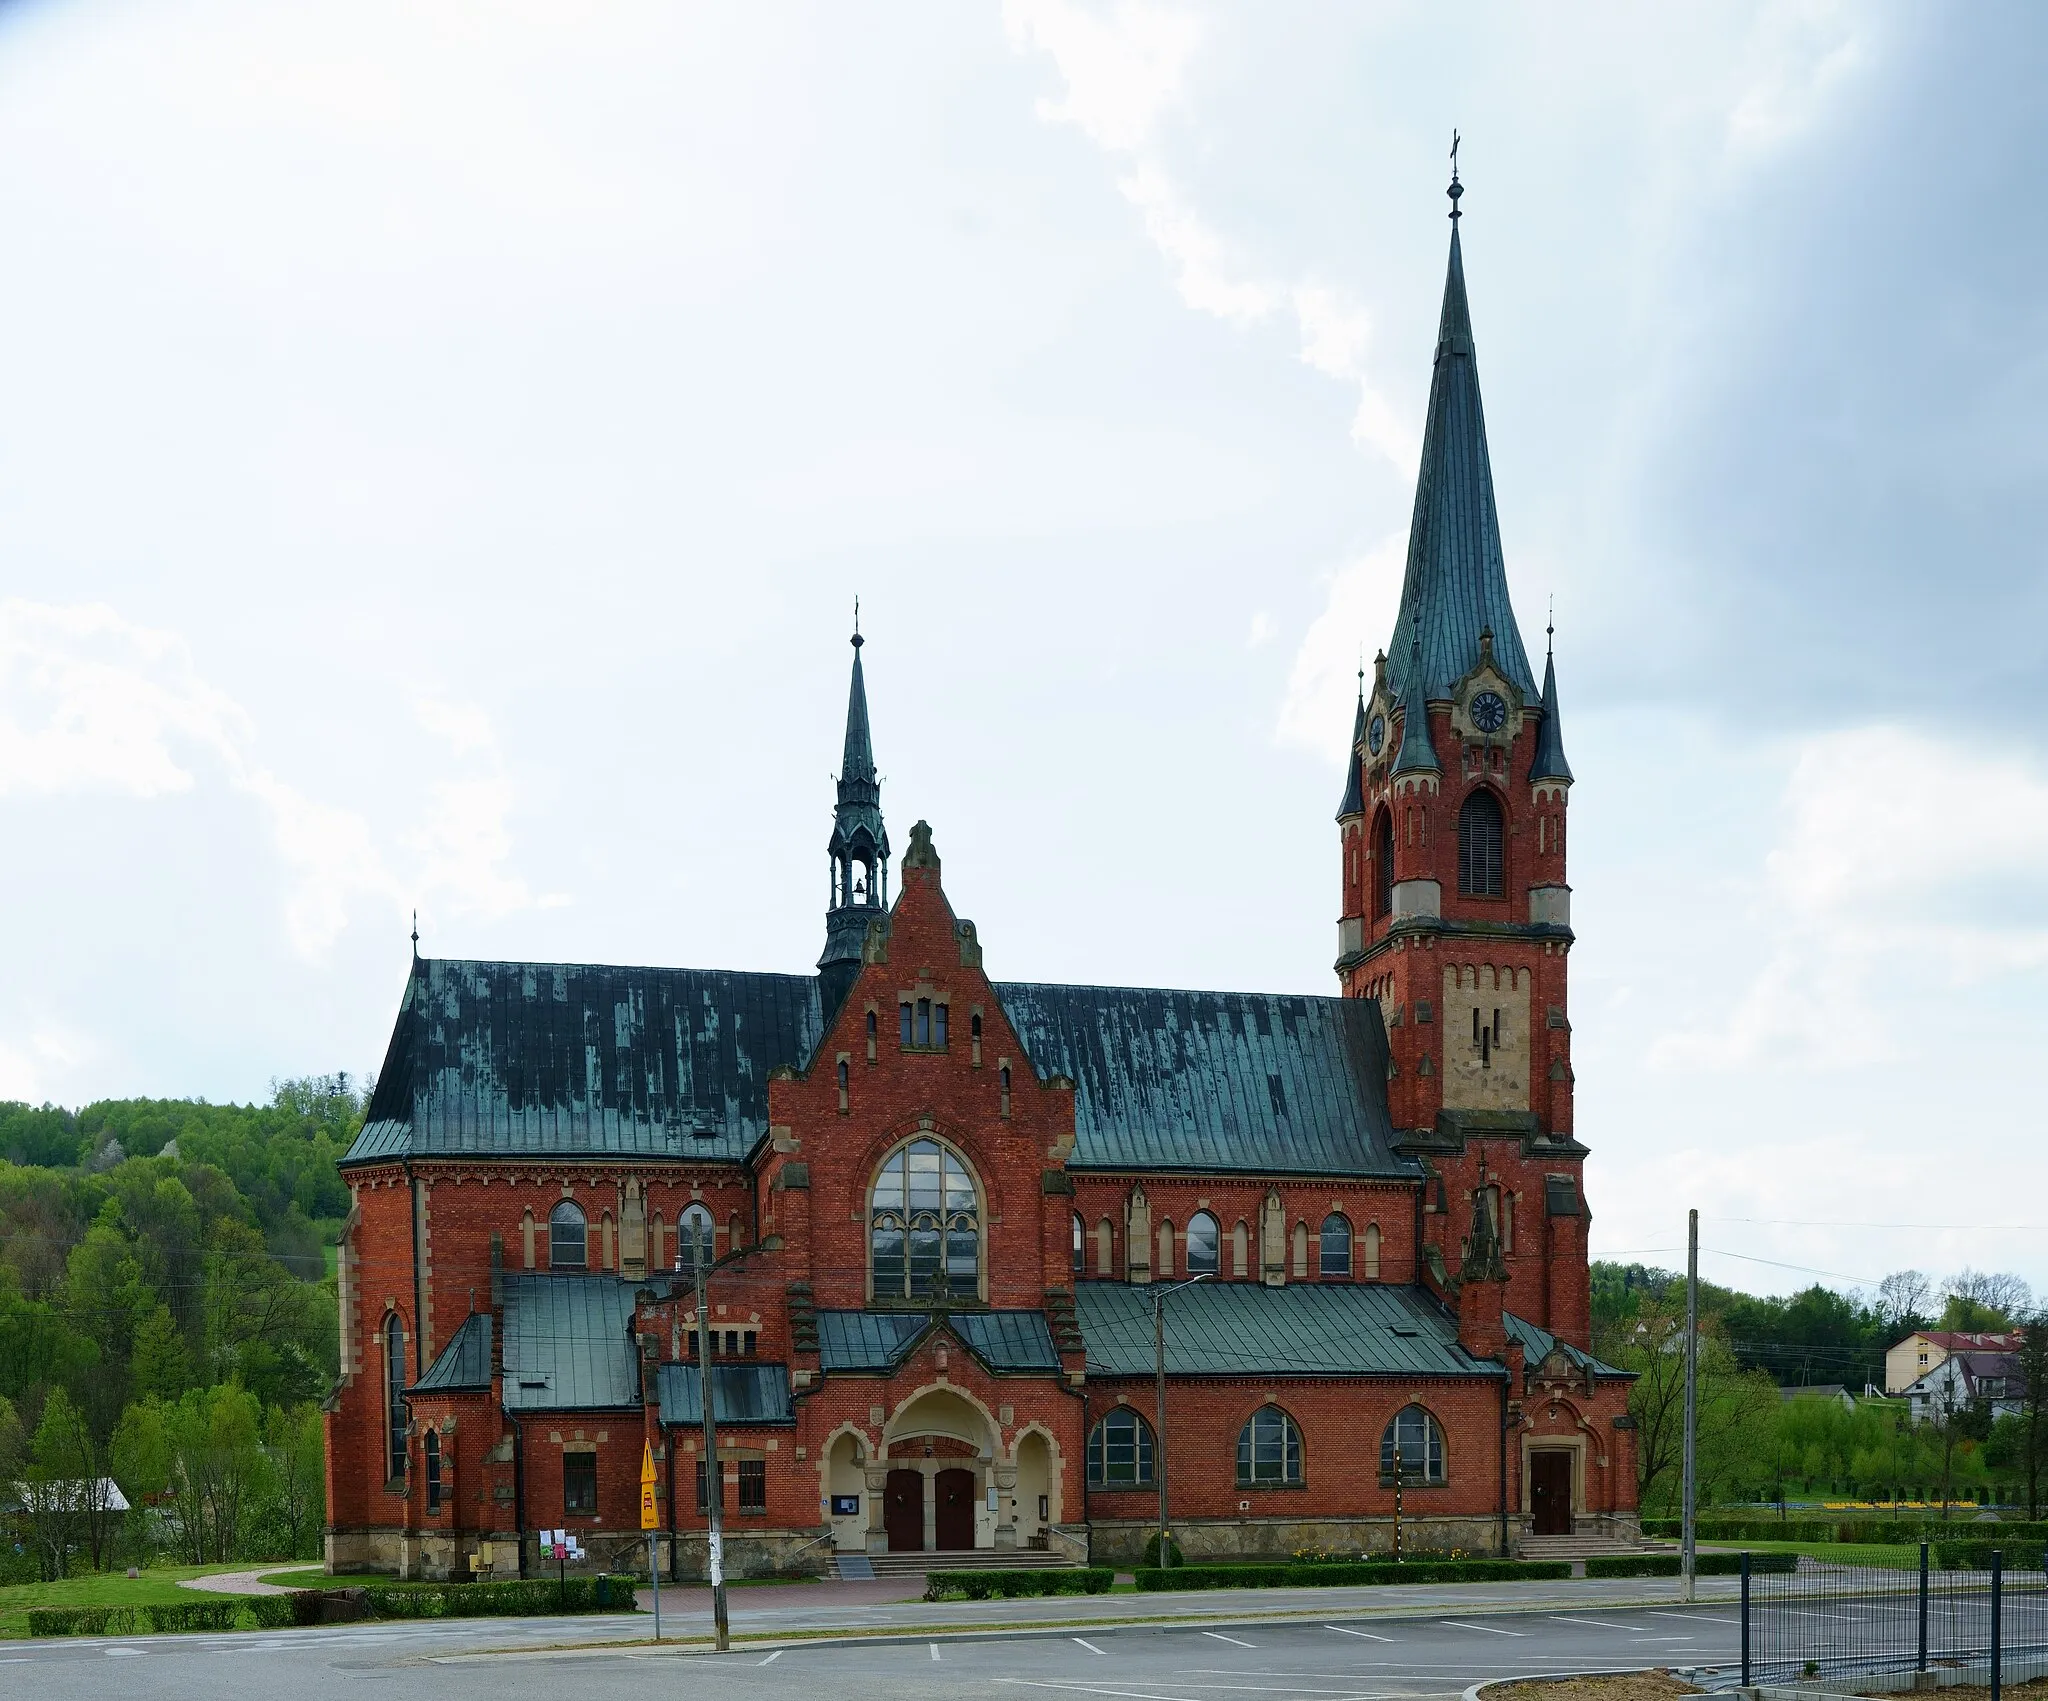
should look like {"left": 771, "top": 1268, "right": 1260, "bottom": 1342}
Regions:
{"left": 404, "top": 1160, "right": 426, "bottom": 1380}
{"left": 509, "top": 1411, "right": 528, "bottom": 1579}
{"left": 1497, "top": 1374, "right": 1510, "bottom": 1557}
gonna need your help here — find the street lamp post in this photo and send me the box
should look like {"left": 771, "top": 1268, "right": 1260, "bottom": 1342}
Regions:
{"left": 1153, "top": 1272, "right": 1210, "bottom": 1567}
{"left": 688, "top": 1227, "right": 781, "bottom": 1653}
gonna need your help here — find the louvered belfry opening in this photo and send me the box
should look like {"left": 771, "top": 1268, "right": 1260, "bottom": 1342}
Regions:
{"left": 1372, "top": 808, "right": 1394, "bottom": 918}
{"left": 1457, "top": 787, "right": 1504, "bottom": 896}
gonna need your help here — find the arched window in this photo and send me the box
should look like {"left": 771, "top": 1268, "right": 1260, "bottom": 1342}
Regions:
{"left": 424, "top": 1428, "right": 442, "bottom": 1513}
{"left": 1071, "top": 1212, "right": 1085, "bottom": 1275}
{"left": 384, "top": 1314, "right": 406, "bottom": 1483}
{"left": 677, "top": 1203, "right": 715, "bottom": 1274}
{"left": 1372, "top": 807, "right": 1394, "bottom": 919}
{"left": 1319, "top": 1213, "right": 1352, "bottom": 1278}
{"left": 870, "top": 1138, "right": 978, "bottom": 1299}
{"left": 1185, "top": 1211, "right": 1220, "bottom": 1275}
{"left": 1362, "top": 1221, "right": 1382, "bottom": 1280}
{"left": 1236, "top": 1406, "right": 1303, "bottom": 1486}
{"left": 1086, "top": 1409, "right": 1155, "bottom": 1487}
{"left": 1458, "top": 788, "right": 1505, "bottom": 897}
{"left": 1156, "top": 1220, "right": 1174, "bottom": 1278}
{"left": 1380, "top": 1404, "right": 1446, "bottom": 1483}
{"left": 549, "top": 1200, "right": 587, "bottom": 1270}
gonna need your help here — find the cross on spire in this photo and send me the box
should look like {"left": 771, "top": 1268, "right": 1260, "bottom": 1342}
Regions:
{"left": 1448, "top": 129, "right": 1464, "bottom": 219}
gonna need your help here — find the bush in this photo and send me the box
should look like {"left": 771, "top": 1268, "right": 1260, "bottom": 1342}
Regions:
{"left": 925, "top": 1568, "right": 1115, "bottom": 1601}
{"left": 1643, "top": 1516, "right": 2048, "bottom": 1546}
{"left": 28, "top": 1599, "right": 266, "bottom": 1636}
{"left": 1933, "top": 1541, "right": 2048, "bottom": 1572}
{"left": 1133, "top": 1559, "right": 1571, "bottom": 1591}
{"left": 360, "top": 1574, "right": 642, "bottom": 1619}
{"left": 1584, "top": 1553, "right": 1798, "bottom": 1579}
{"left": 1143, "top": 1532, "right": 1185, "bottom": 1569}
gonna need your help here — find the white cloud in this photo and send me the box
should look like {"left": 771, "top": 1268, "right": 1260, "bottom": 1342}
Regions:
{"left": 1649, "top": 725, "right": 2048, "bottom": 1072}
{"left": 1275, "top": 531, "right": 1408, "bottom": 757}
{"left": 1007, "top": 0, "right": 1413, "bottom": 478}
{"left": 0, "top": 598, "right": 541, "bottom": 960}
{"left": 1724, "top": 0, "right": 1872, "bottom": 160}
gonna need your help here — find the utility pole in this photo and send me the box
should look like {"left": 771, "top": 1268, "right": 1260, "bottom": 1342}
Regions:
{"left": 1152, "top": 1272, "right": 1210, "bottom": 1566}
{"left": 687, "top": 1224, "right": 782, "bottom": 1653}
{"left": 1682, "top": 1206, "right": 1699, "bottom": 1603}
{"left": 691, "top": 1232, "right": 729, "bottom": 1652}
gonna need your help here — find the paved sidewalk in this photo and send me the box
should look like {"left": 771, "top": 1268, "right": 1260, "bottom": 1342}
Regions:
{"left": 615, "top": 1573, "right": 1747, "bottom": 1646}
{"left": 178, "top": 1568, "right": 294, "bottom": 1596}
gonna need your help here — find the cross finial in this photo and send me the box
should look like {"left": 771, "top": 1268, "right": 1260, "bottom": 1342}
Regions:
{"left": 1448, "top": 129, "right": 1464, "bottom": 219}
{"left": 1547, "top": 594, "right": 1555, "bottom": 657}
{"left": 410, "top": 909, "right": 419, "bottom": 957}
{"left": 852, "top": 595, "right": 863, "bottom": 650}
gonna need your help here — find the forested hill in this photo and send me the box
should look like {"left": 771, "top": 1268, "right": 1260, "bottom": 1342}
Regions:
{"left": 0, "top": 1078, "right": 360, "bottom": 1576}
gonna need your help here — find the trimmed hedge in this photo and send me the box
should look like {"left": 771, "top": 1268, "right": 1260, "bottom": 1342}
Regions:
{"left": 1584, "top": 1552, "right": 1798, "bottom": 1579}
{"left": 1133, "top": 1559, "right": 1571, "bottom": 1591}
{"left": 1932, "top": 1541, "right": 2048, "bottom": 1572}
{"left": 29, "top": 1575, "right": 643, "bottom": 1638}
{"left": 362, "top": 1574, "right": 643, "bottom": 1618}
{"left": 28, "top": 1595, "right": 310, "bottom": 1637}
{"left": 1644, "top": 1517, "right": 2048, "bottom": 1545}
{"left": 924, "top": 1568, "right": 1115, "bottom": 1601}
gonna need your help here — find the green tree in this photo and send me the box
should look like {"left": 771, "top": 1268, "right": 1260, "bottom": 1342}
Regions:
{"left": 164, "top": 1383, "right": 271, "bottom": 1563}
{"left": 130, "top": 1303, "right": 193, "bottom": 1403}
{"left": 260, "top": 1404, "right": 325, "bottom": 1561}
{"left": 111, "top": 1397, "right": 172, "bottom": 1568}
{"left": 2013, "top": 1309, "right": 2048, "bottom": 1518}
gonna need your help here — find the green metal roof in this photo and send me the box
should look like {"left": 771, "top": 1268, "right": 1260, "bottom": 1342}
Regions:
{"left": 947, "top": 1311, "right": 1061, "bottom": 1373}
{"left": 1075, "top": 1280, "right": 1503, "bottom": 1379}
{"left": 346, "top": 957, "right": 1417, "bottom": 1179}
{"left": 410, "top": 1312, "right": 491, "bottom": 1395}
{"left": 1527, "top": 645, "right": 1572, "bottom": 784}
{"left": 345, "top": 958, "right": 823, "bottom": 1166}
{"left": 817, "top": 1310, "right": 927, "bottom": 1372}
{"left": 814, "top": 1310, "right": 1060, "bottom": 1374}
{"left": 657, "top": 1363, "right": 795, "bottom": 1427}
{"left": 500, "top": 1275, "right": 640, "bottom": 1411}
{"left": 1384, "top": 216, "right": 1539, "bottom": 708}
{"left": 996, "top": 983, "right": 1417, "bottom": 1178}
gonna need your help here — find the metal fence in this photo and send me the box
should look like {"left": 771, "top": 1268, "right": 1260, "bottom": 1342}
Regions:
{"left": 1739, "top": 1545, "right": 2048, "bottom": 1695}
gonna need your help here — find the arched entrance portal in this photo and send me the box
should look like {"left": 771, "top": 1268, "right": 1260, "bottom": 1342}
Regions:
{"left": 869, "top": 1387, "right": 999, "bottom": 1554}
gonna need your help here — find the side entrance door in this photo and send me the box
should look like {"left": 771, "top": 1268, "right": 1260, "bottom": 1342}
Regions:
{"left": 1529, "top": 1449, "right": 1573, "bottom": 1535}
{"left": 934, "top": 1467, "right": 976, "bottom": 1551}
{"left": 885, "top": 1469, "right": 925, "bottom": 1551}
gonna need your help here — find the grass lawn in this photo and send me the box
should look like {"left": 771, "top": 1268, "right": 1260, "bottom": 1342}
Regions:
{"left": 0, "top": 1564, "right": 256, "bottom": 1639}
{"left": 257, "top": 1567, "right": 823, "bottom": 1592}
{"left": 1699, "top": 1539, "right": 1920, "bottom": 1569}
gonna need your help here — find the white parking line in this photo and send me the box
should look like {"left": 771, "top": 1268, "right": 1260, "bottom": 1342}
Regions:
{"left": 759, "top": 1649, "right": 783, "bottom": 1665}
{"left": 1202, "top": 1632, "right": 1257, "bottom": 1648}
{"left": 1646, "top": 1611, "right": 1738, "bottom": 1625}
{"left": 993, "top": 1682, "right": 1205, "bottom": 1701}
{"left": 931, "top": 1643, "right": 942, "bottom": 1660}
{"left": 1441, "top": 1622, "right": 1525, "bottom": 1636}
{"left": 1545, "top": 1617, "right": 1636, "bottom": 1630}
{"left": 1323, "top": 1626, "right": 1396, "bottom": 1641}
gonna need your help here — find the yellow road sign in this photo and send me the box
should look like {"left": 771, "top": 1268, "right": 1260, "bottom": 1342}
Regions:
{"left": 641, "top": 1484, "right": 658, "bottom": 1530}
{"left": 641, "top": 1442, "right": 656, "bottom": 1486}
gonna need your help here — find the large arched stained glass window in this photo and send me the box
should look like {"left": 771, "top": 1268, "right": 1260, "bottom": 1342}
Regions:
{"left": 1380, "top": 1404, "right": 1446, "bottom": 1483}
{"left": 676, "top": 1203, "right": 715, "bottom": 1274}
{"left": 550, "top": 1200, "right": 587, "bottom": 1270}
{"left": 1086, "top": 1409, "right": 1155, "bottom": 1487}
{"left": 1185, "top": 1211, "right": 1220, "bottom": 1275}
{"left": 1319, "top": 1213, "right": 1352, "bottom": 1278}
{"left": 871, "top": 1139, "right": 979, "bottom": 1299}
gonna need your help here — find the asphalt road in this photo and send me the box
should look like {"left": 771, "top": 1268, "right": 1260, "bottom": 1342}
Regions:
{"left": 0, "top": 1599, "right": 1747, "bottom": 1699}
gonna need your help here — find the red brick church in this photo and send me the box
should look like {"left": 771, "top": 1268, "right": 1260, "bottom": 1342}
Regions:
{"left": 324, "top": 180, "right": 1637, "bottom": 1580}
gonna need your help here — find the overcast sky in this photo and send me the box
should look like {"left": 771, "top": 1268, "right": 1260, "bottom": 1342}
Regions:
{"left": 2, "top": 0, "right": 2043, "bottom": 1306}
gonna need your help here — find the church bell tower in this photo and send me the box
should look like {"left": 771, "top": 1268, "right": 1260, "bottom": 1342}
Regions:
{"left": 819, "top": 628, "right": 889, "bottom": 1022}
{"left": 1332, "top": 162, "right": 1589, "bottom": 1345}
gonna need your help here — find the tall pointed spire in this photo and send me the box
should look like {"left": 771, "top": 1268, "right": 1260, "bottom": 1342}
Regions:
{"left": 1528, "top": 616, "right": 1574, "bottom": 784}
{"left": 1384, "top": 158, "right": 1538, "bottom": 709}
{"left": 819, "top": 622, "right": 890, "bottom": 1018}
{"left": 1336, "top": 672, "right": 1367, "bottom": 819}
{"left": 1391, "top": 611, "right": 1441, "bottom": 778}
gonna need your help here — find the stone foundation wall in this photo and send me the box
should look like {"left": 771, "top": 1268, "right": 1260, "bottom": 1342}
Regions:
{"left": 664, "top": 1527, "right": 832, "bottom": 1582}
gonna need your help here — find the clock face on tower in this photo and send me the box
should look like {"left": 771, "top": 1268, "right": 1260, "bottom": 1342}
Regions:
{"left": 1367, "top": 714, "right": 1386, "bottom": 755}
{"left": 1470, "top": 691, "right": 1508, "bottom": 734}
